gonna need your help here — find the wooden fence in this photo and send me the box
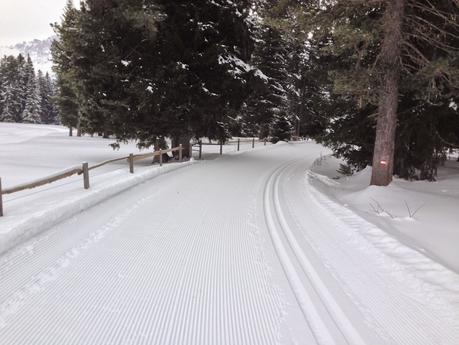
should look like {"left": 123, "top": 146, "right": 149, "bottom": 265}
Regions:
{"left": 0, "top": 145, "right": 184, "bottom": 217}
{"left": 194, "top": 138, "right": 267, "bottom": 159}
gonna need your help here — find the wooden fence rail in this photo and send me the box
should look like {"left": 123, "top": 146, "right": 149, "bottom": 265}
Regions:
{"left": 194, "top": 138, "right": 268, "bottom": 159}
{"left": 0, "top": 145, "right": 184, "bottom": 217}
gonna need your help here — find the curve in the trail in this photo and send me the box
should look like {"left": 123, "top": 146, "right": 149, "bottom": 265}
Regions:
{"left": 0, "top": 142, "right": 457, "bottom": 345}
{"left": 275, "top": 157, "right": 459, "bottom": 345}
{"left": 0, "top": 143, "right": 323, "bottom": 345}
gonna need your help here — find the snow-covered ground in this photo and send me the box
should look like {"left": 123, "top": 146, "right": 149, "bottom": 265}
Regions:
{"left": 0, "top": 124, "right": 458, "bottom": 344}
{"left": 0, "top": 123, "right": 271, "bottom": 256}
{"left": 309, "top": 154, "right": 459, "bottom": 273}
{"left": 0, "top": 123, "right": 147, "bottom": 189}
{"left": 0, "top": 123, "right": 269, "bottom": 189}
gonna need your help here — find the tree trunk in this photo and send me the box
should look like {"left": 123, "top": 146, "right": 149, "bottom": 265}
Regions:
{"left": 172, "top": 133, "right": 193, "bottom": 159}
{"left": 370, "top": 0, "right": 406, "bottom": 186}
{"left": 69, "top": 127, "right": 73, "bottom": 137}
{"left": 76, "top": 116, "right": 82, "bottom": 137}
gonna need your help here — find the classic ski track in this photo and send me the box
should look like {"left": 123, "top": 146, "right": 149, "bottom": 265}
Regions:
{"left": 264, "top": 161, "right": 366, "bottom": 345}
{"left": 281, "top": 159, "right": 459, "bottom": 345}
{"left": 1, "top": 143, "right": 456, "bottom": 344}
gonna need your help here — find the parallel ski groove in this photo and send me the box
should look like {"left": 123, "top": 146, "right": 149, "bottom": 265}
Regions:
{"left": 279, "top": 158, "right": 459, "bottom": 345}
{"left": 1, "top": 143, "right": 452, "bottom": 345}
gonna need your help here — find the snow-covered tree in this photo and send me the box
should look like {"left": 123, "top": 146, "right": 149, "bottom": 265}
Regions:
{"left": 51, "top": 0, "right": 81, "bottom": 135}
{"left": 0, "top": 55, "right": 23, "bottom": 122}
{"left": 52, "top": 0, "right": 256, "bottom": 154}
{"left": 21, "top": 55, "right": 41, "bottom": 123}
{"left": 38, "top": 71, "right": 58, "bottom": 124}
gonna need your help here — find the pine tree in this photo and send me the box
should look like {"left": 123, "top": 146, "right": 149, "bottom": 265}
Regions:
{"left": 243, "top": 22, "right": 290, "bottom": 138}
{"left": 53, "top": 0, "right": 255, "bottom": 155}
{"left": 21, "top": 55, "right": 41, "bottom": 124}
{"left": 279, "top": 0, "right": 459, "bottom": 184}
{"left": 51, "top": 0, "right": 82, "bottom": 134}
{"left": 150, "top": 0, "right": 255, "bottom": 152}
{"left": 22, "top": 81, "right": 41, "bottom": 124}
{"left": 37, "top": 71, "right": 57, "bottom": 124}
{"left": 271, "top": 113, "right": 293, "bottom": 143}
{"left": 0, "top": 56, "right": 23, "bottom": 122}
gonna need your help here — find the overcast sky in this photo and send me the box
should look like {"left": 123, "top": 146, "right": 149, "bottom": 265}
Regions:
{"left": 0, "top": 0, "right": 77, "bottom": 46}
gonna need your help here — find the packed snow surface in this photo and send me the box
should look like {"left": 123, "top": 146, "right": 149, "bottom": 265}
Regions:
{"left": 0, "top": 126, "right": 458, "bottom": 344}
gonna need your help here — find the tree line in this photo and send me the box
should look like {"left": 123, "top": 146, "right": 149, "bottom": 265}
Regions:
{"left": 52, "top": 0, "right": 300, "bottom": 153}
{"left": 52, "top": 0, "right": 458, "bottom": 185}
{"left": 269, "top": 0, "right": 458, "bottom": 185}
{"left": 0, "top": 54, "right": 58, "bottom": 124}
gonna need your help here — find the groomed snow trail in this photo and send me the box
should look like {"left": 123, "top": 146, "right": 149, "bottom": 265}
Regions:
{"left": 0, "top": 142, "right": 457, "bottom": 345}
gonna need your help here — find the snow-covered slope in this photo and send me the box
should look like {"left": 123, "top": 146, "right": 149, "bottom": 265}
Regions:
{"left": 0, "top": 137, "right": 457, "bottom": 344}
{"left": 0, "top": 37, "right": 54, "bottom": 74}
{"left": 309, "top": 155, "right": 459, "bottom": 273}
{"left": 0, "top": 123, "right": 144, "bottom": 189}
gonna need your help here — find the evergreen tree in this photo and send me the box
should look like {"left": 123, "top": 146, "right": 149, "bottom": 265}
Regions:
{"left": 0, "top": 55, "right": 23, "bottom": 122}
{"left": 53, "top": 0, "right": 255, "bottom": 155}
{"left": 21, "top": 55, "right": 41, "bottom": 124}
{"left": 147, "top": 0, "right": 255, "bottom": 151}
{"left": 278, "top": 0, "right": 459, "bottom": 183}
{"left": 51, "top": 0, "right": 82, "bottom": 134}
{"left": 22, "top": 82, "right": 41, "bottom": 124}
{"left": 271, "top": 113, "right": 293, "bottom": 143}
{"left": 37, "top": 71, "right": 58, "bottom": 124}
{"left": 243, "top": 23, "right": 289, "bottom": 138}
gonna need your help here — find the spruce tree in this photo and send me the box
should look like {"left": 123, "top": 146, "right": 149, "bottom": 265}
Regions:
{"left": 22, "top": 82, "right": 41, "bottom": 124}
{"left": 21, "top": 55, "right": 41, "bottom": 124}
{"left": 52, "top": 0, "right": 255, "bottom": 155}
{"left": 37, "top": 71, "right": 58, "bottom": 124}
{"left": 51, "top": 0, "right": 82, "bottom": 134}
{"left": 151, "top": 0, "right": 255, "bottom": 152}
{"left": 271, "top": 113, "right": 293, "bottom": 143}
{"left": 243, "top": 22, "right": 290, "bottom": 138}
{"left": 279, "top": 0, "right": 459, "bottom": 183}
{"left": 0, "top": 56, "right": 23, "bottom": 122}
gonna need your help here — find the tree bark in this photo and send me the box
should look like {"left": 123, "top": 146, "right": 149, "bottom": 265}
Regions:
{"left": 370, "top": 0, "right": 406, "bottom": 186}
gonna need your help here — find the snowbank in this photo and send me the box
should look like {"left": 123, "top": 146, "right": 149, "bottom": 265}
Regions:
{"left": 308, "top": 155, "right": 459, "bottom": 273}
{"left": 0, "top": 123, "right": 66, "bottom": 145}
{"left": 0, "top": 161, "right": 194, "bottom": 256}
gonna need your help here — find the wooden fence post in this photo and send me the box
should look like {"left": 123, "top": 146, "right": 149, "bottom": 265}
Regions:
{"left": 237, "top": 138, "right": 240, "bottom": 151}
{"left": 129, "top": 154, "right": 134, "bottom": 174}
{"left": 220, "top": 141, "right": 223, "bottom": 155}
{"left": 199, "top": 141, "right": 202, "bottom": 160}
{"left": 0, "top": 178, "right": 3, "bottom": 217}
{"left": 159, "top": 150, "right": 163, "bottom": 166}
{"left": 252, "top": 138, "right": 255, "bottom": 149}
{"left": 179, "top": 144, "right": 183, "bottom": 161}
{"left": 82, "top": 162, "right": 90, "bottom": 189}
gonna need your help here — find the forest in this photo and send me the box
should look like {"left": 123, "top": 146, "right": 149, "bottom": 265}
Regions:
{"left": 2, "top": 0, "right": 457, "bottom": 186}
{"left": 0, "top": 55, "right": 58, "bottom": 125}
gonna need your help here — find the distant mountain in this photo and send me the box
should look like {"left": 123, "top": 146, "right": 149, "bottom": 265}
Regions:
{"left": 0, "top": 37, "right": 54, "bottom": 74}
